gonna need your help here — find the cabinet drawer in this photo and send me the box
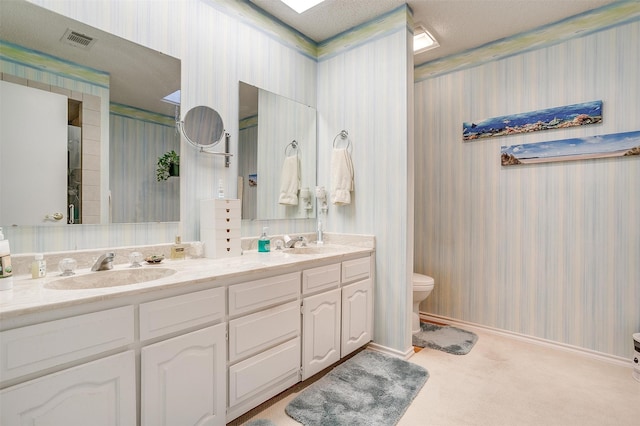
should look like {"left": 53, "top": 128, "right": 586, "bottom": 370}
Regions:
{"left": 0, "top": 306, "right": 134, "bottom": 382}
{"left": 228, "top": 272, "right": 300, "bottom": 316}
{"left": 201, "top": 217, "right": 241, "bottom": 230}
{"left": 201, "top": 228, "right": 241, "bottom": 241}
{"left": 207, "top": 238, "right": 241, "bottom": 256}
{"left": 139, "top": 287, "right": 225, "bottom": 341}
{"left": 302, "top": 263, "right": 340, "bottom": 295}
{"left": 228, "top": 337, "right": 300, "bottom": 408}
{"left": 200, "top": 198, "right": 241, "bottom": 212}
{"left": 229, "top": 301, "right": 300, "bottom": 363}
{"left": 200, "top": 199, "right": 241, "bottom": 228}
{"left": 341, "top": 256, "right": 371, "bottom": 284}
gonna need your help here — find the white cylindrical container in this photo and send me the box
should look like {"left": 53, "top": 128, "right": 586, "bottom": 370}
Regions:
{"left": 633, "top": 333, "right": 640, "bottom": 382}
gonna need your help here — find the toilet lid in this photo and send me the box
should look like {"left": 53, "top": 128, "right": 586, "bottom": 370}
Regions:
{"left": 413, "top": 273, "right": 434, "bottom": 289}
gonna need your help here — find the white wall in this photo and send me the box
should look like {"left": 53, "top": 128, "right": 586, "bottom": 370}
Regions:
{"left": 12, "top": 0, "right": 415, "bottom": 355}
{"left": 8, "top": 0, "right": 318, "bottom": 252}
{"left": 414, "top": 20, "right": 640, "bottom": 358}
{"left": 317, "top": 6, "right": 413, "bottom": 353}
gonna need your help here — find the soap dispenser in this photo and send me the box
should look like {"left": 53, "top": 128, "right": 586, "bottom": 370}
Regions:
{"left": 258, "top": 227, "right": 270, "bottom": 253}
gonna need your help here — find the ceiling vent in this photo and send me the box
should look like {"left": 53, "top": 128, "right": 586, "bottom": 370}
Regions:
{"left": 60, "top": 29, "right": 96, "bottom": 50}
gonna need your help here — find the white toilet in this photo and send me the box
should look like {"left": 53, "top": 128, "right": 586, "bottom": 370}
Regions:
{"left": 412, "top": 273, "right": 435, "bottom": 334}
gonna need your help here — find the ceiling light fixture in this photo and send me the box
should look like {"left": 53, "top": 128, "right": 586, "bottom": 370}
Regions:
{"left": 280, "top": 0, "right": 326, "bottom": 14}
{"left": 414, "top": 24, "right": 439, "bottom": 54}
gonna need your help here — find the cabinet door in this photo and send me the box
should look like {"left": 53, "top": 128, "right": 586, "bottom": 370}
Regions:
{"left": 302, "top": 288, "right": 341, "bottom": 380}
{"left": 0, "top": 351, "right": 136, "bottom": 426}
{"left": 142, "top": 324, "right": 226, "bottom": 426}
{"left": 341, "top": 278, "right": 373, "bottom": 357}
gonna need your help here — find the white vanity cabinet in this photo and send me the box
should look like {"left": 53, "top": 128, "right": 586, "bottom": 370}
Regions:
{"left": 301, "top": 264, "right": 342, "bottom": 380}
{"left": 340, "top": 257, "right": 374, "bottom": 358}
{"left": 0, "top": 244, "right": 375, "bottom": 425}
{"left": 0, "top": 307, "right": 136, "bottom": 425}
{"left": 226, "top": 272, "right": 301, "bottom": 421}
{"left": 140, "top": 287, "right": 226, "bottom": 426}
{"left": 301, "top": 255, "right": 373, "bottom": 380}
{"left": 1, "top": 351, "right": 136, "bottom": 425}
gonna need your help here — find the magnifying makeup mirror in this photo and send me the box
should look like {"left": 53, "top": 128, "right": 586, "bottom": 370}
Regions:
{"left": 178, "top": 105, "right": 232, "bottom": 166}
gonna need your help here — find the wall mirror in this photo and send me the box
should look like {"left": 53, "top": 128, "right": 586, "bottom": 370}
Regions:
{"left": 238, "top": 82, "right": 317, "bottom": 220}
{"left": 0, "top": 0, "right": 180, "bottom": 227}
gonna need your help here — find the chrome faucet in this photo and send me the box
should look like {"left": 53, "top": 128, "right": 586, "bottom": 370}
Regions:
{"left": 92, "top": 252, "right": 115, "bottom": 271}
{"left": 283, "top": 235, "right": 307, "bottom": 249}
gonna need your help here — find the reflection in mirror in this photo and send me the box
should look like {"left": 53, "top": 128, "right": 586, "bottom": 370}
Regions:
{"left": 0, "top": 0, "right": 180, "bottom": 226}
{"left": 182, "top": 106, "right": 225, "bottom": 148}
{"left": 238, "top": 82, "right": 317, "bottom": 220}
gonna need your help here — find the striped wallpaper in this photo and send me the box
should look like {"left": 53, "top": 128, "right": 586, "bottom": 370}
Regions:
{"left": 109, "top": 111, "right": 180, "bottom": 223}
{"left": 9, "top": 0, "right": 319, "bottom": 252}
{"left": 256, "top": 88, "right": 316, "bottom": 220}
{"left": 238, "top": 119, "right": 258, "bottom": 220}
{"left": 316, "top": 9, "right": 413, "bottom": 352}
{"left": 4, "top": 0, "right": 637, "bottom": 357}
{"left": 414, "top": 20, "right": 640, "bottom": 359}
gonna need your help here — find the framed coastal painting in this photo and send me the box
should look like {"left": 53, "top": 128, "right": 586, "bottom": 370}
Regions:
{"left": 463, "top": 100, "right": 602, "bottom": 141}
{"left": 500, "top": 130, "right": 640, "bottom": 166}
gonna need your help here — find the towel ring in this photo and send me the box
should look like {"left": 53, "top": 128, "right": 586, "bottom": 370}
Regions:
{"left": 285, "top": 140, "right": 299, "bottom": 156}
{"left": 332, "top": 130, "right": 351, "bottom": 151}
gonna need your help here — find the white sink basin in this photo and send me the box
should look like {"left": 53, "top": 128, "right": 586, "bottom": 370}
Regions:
{"left": 283, "top": 245, "right": 342, "bottom": 255}
{"left": 45, "top": 267, "right": 177, "bottom": 290}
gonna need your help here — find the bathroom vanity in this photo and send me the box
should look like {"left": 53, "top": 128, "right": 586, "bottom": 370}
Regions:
{"left": 0, "top": 241, "right": 374, "bottom": 425}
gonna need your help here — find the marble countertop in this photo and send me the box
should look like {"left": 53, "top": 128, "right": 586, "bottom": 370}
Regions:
{"left": 0, "top": 242, "right": 374, "bottom": 320}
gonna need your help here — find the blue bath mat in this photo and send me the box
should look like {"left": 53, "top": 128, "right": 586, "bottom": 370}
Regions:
{"left": 412, "top": 322, "right": 478, "bottom": 355}
{"left": 285, "top": 349, "right": 428, "bottom": 425}
{"left": 244, "top": 420, "right": 276, "bottom": 426}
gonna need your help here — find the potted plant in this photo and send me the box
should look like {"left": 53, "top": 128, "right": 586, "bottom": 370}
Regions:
{"left": 156, "top": 150, "right": 180, "bottom": 181}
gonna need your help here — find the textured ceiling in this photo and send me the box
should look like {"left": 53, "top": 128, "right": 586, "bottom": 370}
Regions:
{"left": 250, "top": 0, "right": 619, "bottom": 65}
{"left": 0, "top": 0, "right": 180, "bottom": 116}
{"left": 1, "top": 0, "right": 621, "bottom": 116}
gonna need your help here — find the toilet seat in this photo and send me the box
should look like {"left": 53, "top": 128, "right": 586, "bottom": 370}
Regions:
{"left": 413, "top": 273, "right": 434, "bottom": 291}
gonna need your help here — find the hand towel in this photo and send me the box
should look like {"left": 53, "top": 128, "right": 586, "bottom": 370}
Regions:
{"left": 278, "top": 155, "right": 300, "bottom": 205}
{"left": 330, "top": 148, "right": 354, "bottom": 205}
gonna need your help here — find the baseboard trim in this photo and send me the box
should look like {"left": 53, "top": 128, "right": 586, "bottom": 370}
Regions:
{"left": 420, "top": 312, "right": 631, "bottom": 368}
{"left": 367, "top": 342, "right": 415, "bottom": 360}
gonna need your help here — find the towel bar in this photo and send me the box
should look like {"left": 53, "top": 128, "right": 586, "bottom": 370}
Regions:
{"left": 285, "top": 140, "right": 299, "bottom": 156}
{"left": 332, "top": 130, "right": 351, "bottom": 151}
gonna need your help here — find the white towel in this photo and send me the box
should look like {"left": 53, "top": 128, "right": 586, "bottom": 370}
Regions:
{"left": 278, "top": 155, "right": 300, "bottom": 205}
{"left": 330, "top": 148, "right": 354, "bottom": 205}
